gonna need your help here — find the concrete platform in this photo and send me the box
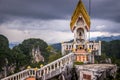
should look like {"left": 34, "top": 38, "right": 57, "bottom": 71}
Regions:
{"left": 76, "top": 64, "right": 117, "bottom": 80}
{"left": 75, "top": 64, "right": 117, "bottom": 80}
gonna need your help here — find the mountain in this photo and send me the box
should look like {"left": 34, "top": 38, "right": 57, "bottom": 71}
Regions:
{"left": 9, "top": 42, "right": 19, "bottom": 49}
{"left": 9, "top": 35, "right": 120, "bottom": 50}
{"left": 96, "top": 35, "right": 120, "bottom": 42}
{"left": 51, "top": 43, "right": 61, "bottom": 51}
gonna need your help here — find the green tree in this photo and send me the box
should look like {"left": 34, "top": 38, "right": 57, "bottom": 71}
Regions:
{"left": 102, "top": 40, "right": 120, "bottom": 65}
{"left": 46, "top": 45, "right": 53, "bottom": 52}
{"left": 48, "top": 53, "right": 62, "bottom": 63}
{"left": 12, "top": 46, "right": 28, "bottom": 72}
{"left": 0, "top": 34, "right": 14, "bottom": 77}
{"left": 101, "top": 40, "right": 120, "bottom": 79}
{"left": 0, "top": 35, "right": 10, "bottom": 70}
{"left": 12, "top": 38, "right": 50, "bottom": 67}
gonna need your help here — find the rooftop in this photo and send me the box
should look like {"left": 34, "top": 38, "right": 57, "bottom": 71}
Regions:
{"left": 76, "top": 64, "right": 117, "bottom": 72}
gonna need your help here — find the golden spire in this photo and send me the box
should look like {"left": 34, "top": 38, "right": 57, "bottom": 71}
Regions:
{"left": 70, "top": 0, "right": 90, "bottom": 31}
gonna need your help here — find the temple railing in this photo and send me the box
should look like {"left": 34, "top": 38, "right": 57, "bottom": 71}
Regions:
{"left": 1, "top": 53, "right": 75, "bottom": 80}
{"left": 36, "top": 52, "right": 74, "bottom": 80}
{"left": 1, "top": 69, "right": 36, "bottom": 80}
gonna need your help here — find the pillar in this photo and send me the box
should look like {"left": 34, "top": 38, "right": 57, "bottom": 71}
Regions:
{"left": 39, "top": 71, "right": 41, "bottom": 77}
{"left": 89, "top": 54, "right": 92, "bottom": 63}
{"left": 99, "top": 41, "right": 101, "bottom": 55}
{"left": 50, "top": 66, "right": 52, "bottom": 72}
{"left": 60, "top": 61, "right": 63, "bottom": 67}
{"left": 54, "top": 64, "right": 56, "bottom": 70}
{"left": 43, "top": 69, "right": 46, "bottom": 75}
{"left": 61, "top": 43, "right": 65, "bottom": 55}
{"left": 57, "top": 62, "right": 59, "bottom": 69}
{"left": 92, "top": 54, "right": 95, "bottom": 64}
{"left": 47, "top": 67, "right": 49, "bottom": 74}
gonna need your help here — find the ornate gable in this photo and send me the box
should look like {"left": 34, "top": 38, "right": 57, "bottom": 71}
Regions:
{"left": 70, "top": 0, "right": 90, "bottom": 31}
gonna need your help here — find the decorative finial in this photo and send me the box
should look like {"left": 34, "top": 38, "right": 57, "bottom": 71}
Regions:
{"left": 40, "top": 64, "right": 43, "bottom": 68}
{"left": 79, "top": 0, "right": 82, "bottom": 3}
{"left": 34, "top": 67, "right": 38, "bottom": 71}
{"left": 27, "top": 66, "right": 31, "bottom": 69}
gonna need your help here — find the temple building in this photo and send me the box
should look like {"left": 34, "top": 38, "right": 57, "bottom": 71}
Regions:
{"left": 61, "top": 0, "right": 101, "bottom": 63}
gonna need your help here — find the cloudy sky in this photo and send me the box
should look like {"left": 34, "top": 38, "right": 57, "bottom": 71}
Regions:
{"left": 0, "top": 0, "right": 120, "bottom": 44}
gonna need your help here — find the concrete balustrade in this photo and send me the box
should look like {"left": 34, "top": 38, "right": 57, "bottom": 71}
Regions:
{"left": 36, "top": 52, "right": 74, "bottom": 80}
{"left": 1, "top": 53, "right": 75, "bottom": 80}
{"left": 1, "top": 69, "right": 36, "bottom": 80}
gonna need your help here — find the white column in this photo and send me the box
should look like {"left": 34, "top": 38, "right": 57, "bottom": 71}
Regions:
{"left": 60, "top": 61, "right": 62, "bottom": 67}
{"left": 39, "top": 71, "right": 41, "bottom": 77}
{"left": 50, "top": 66, "right": 52, "bottom": 72}
{"left": 46, "top": 68, "right": 48, "bottom": 74}
{"left": 54, "top": 64, "right": 55, "bottom": 70}
{"left": 89, "top": 54, "right": 91, "bottom": 63}
{"left": 61, "top": 44, "right": 64, "bottom": 55}
{"left": 93, "top": 54, "right": 95, "bottom": 64}
{"left": 73, "top": 44, "right": 76, "bottom": 50}
{"left": 57, "top": 62, "right": 59, "bottom": 69}
{"left": 99, "top": 41, "right": 101, "bottom": 55}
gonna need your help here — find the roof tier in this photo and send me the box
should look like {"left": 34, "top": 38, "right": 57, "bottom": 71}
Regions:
{"left": 70, "top": 0, "right": 91, "bottom": 31}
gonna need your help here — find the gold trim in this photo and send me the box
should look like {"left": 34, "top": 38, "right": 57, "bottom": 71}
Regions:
{"left": 70, "top": 0, "right": 90, "bottom": 31}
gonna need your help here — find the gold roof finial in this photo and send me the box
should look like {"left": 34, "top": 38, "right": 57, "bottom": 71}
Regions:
{"left": 27, "top": 66, "right": 31, "bottom": 69}
{"left": 70, "top": 0, "right": 90, "bottom": 31}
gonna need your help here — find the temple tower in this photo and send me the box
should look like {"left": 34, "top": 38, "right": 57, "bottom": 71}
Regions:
{"left": 70, "top": 0, "right": 90, "bottom": 44}
{"left": 61, "top": 0, "right": 101, "bottom": 63}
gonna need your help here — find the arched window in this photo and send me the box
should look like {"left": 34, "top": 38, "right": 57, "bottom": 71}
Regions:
{"left": 79, "top": 32, "right": 82, "bottom": 36}
{"left": 76, "top": 28, "right": 85, "bottom": 43}
{"left": 77, "top": 28, "right": 84, "bottom": 37}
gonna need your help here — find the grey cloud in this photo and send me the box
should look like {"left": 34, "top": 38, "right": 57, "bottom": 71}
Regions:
{"left": 0, "top": 0, "right": 120, "bottom": 23}
{"left": 90, "top": 19, "right": 120, "bottom": 33}
{"left": 0, "top": 18, "right": 70, "bottom": 32}
{"left": 0, "top": 0, "right": 78, "bottom": 21}
{"left": 85, "top": 0, "right": 120, "bottom": 23}
{"left": 0, "top": 0, "right": 120, "bottom": 35}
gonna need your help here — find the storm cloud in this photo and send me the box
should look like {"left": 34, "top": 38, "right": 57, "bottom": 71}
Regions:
{"left": 0, "top": 0, "right": 120, "bottom": 43}
{"left": 0, "top": 0, "right": 120, "bottom": 22}
{"left": 0, "top": 0, "right": 78, "bottom": 20}
{"left": 83, "top": 0, "right": 120, "bottom": 22}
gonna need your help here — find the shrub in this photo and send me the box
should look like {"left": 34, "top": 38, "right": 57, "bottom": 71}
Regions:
{"left": 74, "top": 61, "right": 84, "bottom": 65}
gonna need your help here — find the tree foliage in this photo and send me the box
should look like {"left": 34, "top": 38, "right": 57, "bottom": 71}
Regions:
{"left": 101, "top": 40, "right": 120, "bottom": 80}
{"left": 0, "top": 34, "right": 11, "bottom": 71}
{"left": 102, "top": 40, "right": 120, "bottom": 65}
{"left": 1, "top": 34, "right": 120, "bottom": 79}
{"left": 11, "top": 46, "right": 28, "bottom": 72}
{"left": 0, "top": 36, "right": 51, "bottom": 76}
{"left": 48, "top": 52, "right": 62, "bottom": 63}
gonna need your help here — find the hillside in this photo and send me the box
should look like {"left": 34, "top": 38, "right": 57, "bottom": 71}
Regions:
{"left": 96, "top": 35, "right": 120, "bottom": 41}
{"left": 51, "top": 43, "right": 61, "bottom": 51}
{"left": 0, "top": 35, "right": 54, "bottom": 78}
{"left": 9, "top": 42, "right": 19, "bottom": 49}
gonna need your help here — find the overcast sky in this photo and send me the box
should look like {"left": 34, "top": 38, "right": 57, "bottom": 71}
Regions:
{"left": 0, "top": 0, "right": 120, "bottom": 43}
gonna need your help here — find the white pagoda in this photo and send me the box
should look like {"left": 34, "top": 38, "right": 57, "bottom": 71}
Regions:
{"left": 61, "top": 0, "right": 101, "bottom": 63}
